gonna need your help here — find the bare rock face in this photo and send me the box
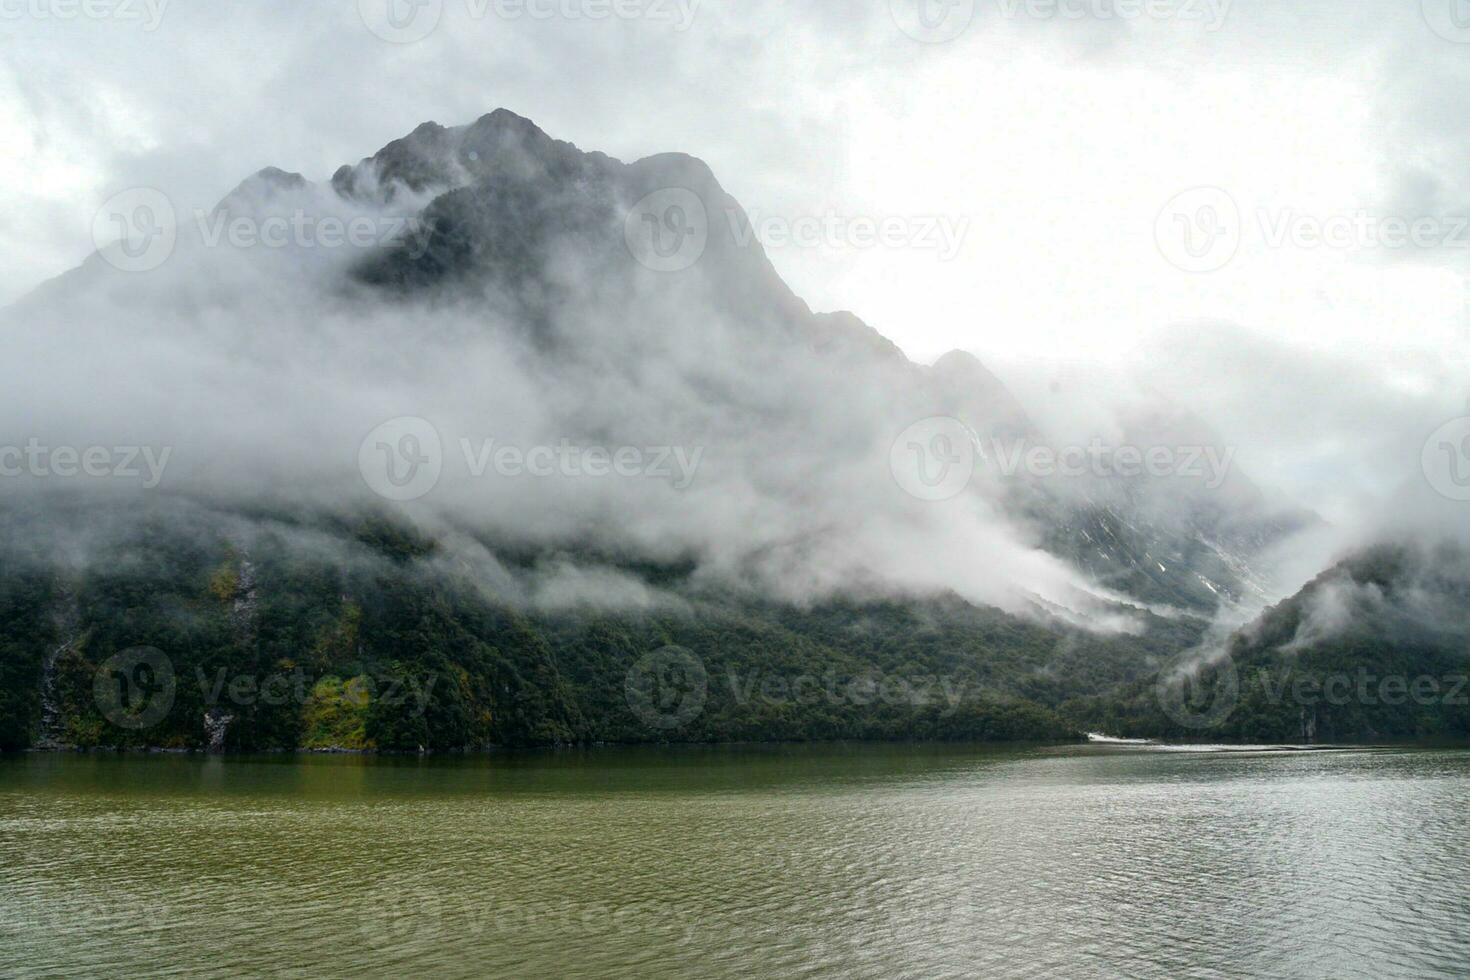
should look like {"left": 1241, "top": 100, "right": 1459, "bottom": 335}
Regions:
{"left": 216, "top": 166, "right": 310, "bottom": 216}
{"left": 41, "top": 108, "right": 1301, "bottom": 618}
{"left": 35, "top": 590, "right": 82, "bottom": 751}
{"left": 331, "top": 110, "right": 597, "bottom": 204}
{"left": 326, "top": 109, "right": 814, "bottom": 346}
{"left": 204, "top": 709, "right": 235, "bottom": 753}
{"left": 929, "top": 349, "right": 1033, "bottom": 439}
{"left": 230, "top": 556, "right": 259, "bottom": 644}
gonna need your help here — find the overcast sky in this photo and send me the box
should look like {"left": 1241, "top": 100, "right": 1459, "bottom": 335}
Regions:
{"left": 4, "top": 0, "right": 1469, "bottom": 524}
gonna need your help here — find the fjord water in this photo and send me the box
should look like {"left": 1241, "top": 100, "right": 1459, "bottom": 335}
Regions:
{"left": 3, "top": 745, "right": 1468, "bottom": 978}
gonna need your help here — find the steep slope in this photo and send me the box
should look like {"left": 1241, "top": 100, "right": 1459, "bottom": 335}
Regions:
{"left": 333, "top": 110, "right": 1301, "bottom": 613}
{"left": 1, "top": 109, "right": 1311, "bottom": 750}
{"left": 4, "top": 495, "right": 1214, "bottom": 751}
{"left": 1084, "top": 540, "right": 1470, "bottom": 741}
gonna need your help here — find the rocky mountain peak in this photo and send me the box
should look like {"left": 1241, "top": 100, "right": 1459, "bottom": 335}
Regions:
{"left": 330, "top": 108, "right": 606, "bottom": 204}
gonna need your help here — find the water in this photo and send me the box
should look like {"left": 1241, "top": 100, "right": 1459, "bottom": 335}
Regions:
{"left": 3, "top": 743, "right": 1469, "bottom": 978}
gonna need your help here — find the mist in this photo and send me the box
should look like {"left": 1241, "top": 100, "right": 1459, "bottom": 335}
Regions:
{"left": 6, "top": 0, "right": 1470, "bottom": 633}
{"left": 4, "top": 125, "right": 1145, "bottom": 624}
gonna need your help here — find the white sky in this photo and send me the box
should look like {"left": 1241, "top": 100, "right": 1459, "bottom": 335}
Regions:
{"left": 3, "top": 0, "right": 1469, "bottom": 522}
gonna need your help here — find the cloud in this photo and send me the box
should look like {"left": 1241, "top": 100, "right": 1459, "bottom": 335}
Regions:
{"left": 6, "top": 0, "right": 1468, "bottom": 624}
{"left": 3, "top": 121, "right": 1127, "bottom": 624}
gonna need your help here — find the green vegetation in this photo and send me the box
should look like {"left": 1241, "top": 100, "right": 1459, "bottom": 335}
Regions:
{"left": 1075, "top": 543, "right": 1470, "bottom": 741}
{"left": 4, "top": 501, "right": 1460, "bottom": 753}
{"left": 300, "top": 676, "right": 373, "bottom": 749}
{"left": 0, "top": 498, "right": 1207, "bottom": 752}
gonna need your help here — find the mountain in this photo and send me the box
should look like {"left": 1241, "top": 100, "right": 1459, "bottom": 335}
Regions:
{"left": 1084, "top": 540, "right": 1470, "bottom": 741}
{"left": 1, "top": 110, "right": 1311, "bottom": 751}
{"left": 3, "top": 494, "right": 1218, "bottom": 752}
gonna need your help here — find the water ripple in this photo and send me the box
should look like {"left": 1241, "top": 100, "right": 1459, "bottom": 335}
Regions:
{"left": 2, "top": 745, "right": 1468, "bottom": 978}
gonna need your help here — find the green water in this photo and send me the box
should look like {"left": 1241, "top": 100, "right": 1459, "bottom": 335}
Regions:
{"left": 3, "top": 743, "right": 1469, "bottom": 978}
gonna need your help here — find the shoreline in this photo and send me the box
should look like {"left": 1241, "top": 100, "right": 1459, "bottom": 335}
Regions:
{"left": 12, "top": 734, "right": 1464, "bottom": 759}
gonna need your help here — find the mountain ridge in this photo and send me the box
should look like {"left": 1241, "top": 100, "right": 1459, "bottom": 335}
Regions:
{"left": 0, "top": 109, "right": 1364, "bottom": 752}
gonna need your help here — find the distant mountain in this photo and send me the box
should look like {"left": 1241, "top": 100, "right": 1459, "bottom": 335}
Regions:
{"left": 1086, "top": 540, "right": 1470, "bottom": 741}
{"left": 3, "top": 495, "right": 1217, "bottom": 752}
{"left": 1, "top": 110, "right": 1319, "bottom": 751}
{"left": 337, "top": 111, "right": 1306, "bottom": 611}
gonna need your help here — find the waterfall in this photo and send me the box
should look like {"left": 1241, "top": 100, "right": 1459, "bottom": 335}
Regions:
{"left": 36, "top": 589, "right": 81, "bottom": 750}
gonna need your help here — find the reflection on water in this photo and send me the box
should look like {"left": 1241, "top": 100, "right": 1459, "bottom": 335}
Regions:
{"left": 3, "top": 743, "right": 1469, "bottom": 978}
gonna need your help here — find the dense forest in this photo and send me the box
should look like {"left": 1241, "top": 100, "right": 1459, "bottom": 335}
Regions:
{"left": 3, "top": 495, "right": 1464, "bottom": 753}
{"left": 1077, "top": 543, "right": 1470, "bottom": 742}
{"left": 0, "top": 494, "right": 1215, "bottom": 752}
